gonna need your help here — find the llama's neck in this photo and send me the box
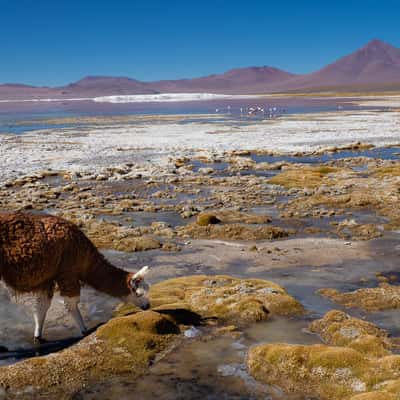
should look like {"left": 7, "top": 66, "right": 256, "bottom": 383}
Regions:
{"left": 83, "top": 250, "right": 130, "bottom": 298}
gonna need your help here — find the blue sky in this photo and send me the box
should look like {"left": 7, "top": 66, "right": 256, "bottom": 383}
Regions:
{"left": 1, "top": 0, "right": 399, "bottom": 86}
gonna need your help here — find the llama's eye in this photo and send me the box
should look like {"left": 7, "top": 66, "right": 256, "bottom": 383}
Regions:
{"left": 130, "top": 277, "right": 142, "bottom": 289}
{"left": 134, "top": 278, "right": 142, "bottom": 288}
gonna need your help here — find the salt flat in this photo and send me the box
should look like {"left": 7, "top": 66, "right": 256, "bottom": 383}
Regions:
{"left": 1, "top": 109, "right": 399, "bottom": 184}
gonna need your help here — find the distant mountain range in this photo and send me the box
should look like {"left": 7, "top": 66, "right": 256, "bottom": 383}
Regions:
{"left": 2, "top": 39, "right": 400, "bottom": 100}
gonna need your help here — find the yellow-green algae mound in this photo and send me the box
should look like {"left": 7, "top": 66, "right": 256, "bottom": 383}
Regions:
{"left": 0, "top": 311, "right": 178, "bottom": 397}
{"left": 318, "top": 283, "right": 400, "bottom": 312}
{"left": 149, "top": 275, "right": 304, "bottom": 323}
{"left": 309, "top": 310, "right": 393, "bottom": 357}
{"left": 248, "top": 309, "right": 400, "bottom": 399}
{"left": 177, "top": 223, "right": 290, "bottom": 241}
{"left": 248, "top": 343, "right": 400, "bottom": 400}
{"left": 196, "top": 213, "right": 221, "bottom": 226}
{"left": 268, "top": 165, "right": 339, "bottom": 188}
{"left": 349, "top": 392, "right": 397, "bottom": 400}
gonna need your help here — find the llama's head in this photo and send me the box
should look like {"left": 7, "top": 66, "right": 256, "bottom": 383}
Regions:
{"left": 126, "top": 266, "right": 151, "bottom": 310}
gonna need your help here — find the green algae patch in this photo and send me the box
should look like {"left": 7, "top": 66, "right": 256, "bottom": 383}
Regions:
{"left": 0, "top": 311, "right": 179, "bottom": 397}
{"left": 373, "top": 165, "right": 400, "bottom": 177}
{"left": 149, "top": 275, "right": 304, "bottom": 324}
{"left": 309, "top": 310, "right": 393, "bottom": 357}
{"left": 350, "top": 393, "right": 397, "bottom": 400}
{"left": 268, "top": 166, "right": 338, "bottom": 188}
{"left": 318, "top": 284, "right": 400, "bottom": 312}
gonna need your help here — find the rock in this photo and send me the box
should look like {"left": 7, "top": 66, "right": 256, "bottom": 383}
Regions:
{"left": 162, "top": 242, "right": 181, "bottom": 252}
{"left": 181, "top": 210, "right": 195, "bottom": 218}
{"left": 173, "top": 157, "right": 190, "bottom": 168}
{"left": 336, "top": 222, "right": 383, "bottom": 241}
{"left": 95, "top": 174, "right": 108, "bottom": 181}
{"left": 228, "top": 156, "right": 256, "bottom": 170}
{"left": 196, "top": 213, "right": 221, "bottom": 226}
{"left": 198, "top": 167, "right": 214, "bottom": 175}
{"left": 72, "top": 219, "right": 162, "bottom": 253}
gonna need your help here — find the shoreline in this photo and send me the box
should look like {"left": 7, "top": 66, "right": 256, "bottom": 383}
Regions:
{"left": 1, "top": 108, "right": 400, "bottom": 185}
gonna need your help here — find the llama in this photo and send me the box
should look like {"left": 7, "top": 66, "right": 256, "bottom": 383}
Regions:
{"left": 0, "top": 211, "right": 150, "bottom": 344}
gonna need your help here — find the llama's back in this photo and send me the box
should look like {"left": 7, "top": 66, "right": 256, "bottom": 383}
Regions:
{"left": 0, "top": 212, "right": 95, "bottom": 292}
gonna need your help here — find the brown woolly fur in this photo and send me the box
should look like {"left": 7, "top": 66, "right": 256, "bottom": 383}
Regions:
{"left": 0, "top": 211, "right": 132, "bottom": 298}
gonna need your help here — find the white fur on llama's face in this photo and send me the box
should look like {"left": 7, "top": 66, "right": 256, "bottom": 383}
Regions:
{"left": 126, "top": 266, "right": 151, "bottom": 310}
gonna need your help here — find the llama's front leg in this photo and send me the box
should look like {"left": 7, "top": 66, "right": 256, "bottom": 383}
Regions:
{"left": 63, "top": 296, "right": 87, "bottom": 336}
{"left": 32, "top": 292, "right": 52, "bottom": 344}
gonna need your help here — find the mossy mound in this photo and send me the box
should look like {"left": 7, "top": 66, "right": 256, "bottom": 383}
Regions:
{"left": 0, "top": 311, "right": 178, "bottom": 397}
{"left": 80, "top": 220, "right": 162, "bottom": 252}
{"left": 309, "top": 310, "right": 392, "bottom": 357}
{"left": 149, "top": 275, "right": 304, "bottom": 323}
{"left": 336, "top": 223, "right": 383, "bottom": 241}
{"left": 318, "top": 284, "right": 400, "bottom": 312}
{"left": 177, "top": 223, "right": 290, "bottom": 241}
{"left": 373, "top": 165, "right": 400, "bottom": 177}
{"left": 248, "top": 343, "right": 400, "bottom": 400}
{"left": 212, "top": 210, "right": 271, "bottom": 225}
{"left": 196, "top": 213, "right": 221, "bottom": 226}
{"left": 268, "top": 166, "right": 338, "bottom": 188}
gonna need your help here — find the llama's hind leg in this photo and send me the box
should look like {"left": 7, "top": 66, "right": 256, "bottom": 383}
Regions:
{"left": 56, "top": 277, "right": 87, "bottom": 336}
{"left": 62, "top": 295, "right": 87, "bottom": 336}
{"left": 32, "top": 291, "right": 52, "bottom": 344}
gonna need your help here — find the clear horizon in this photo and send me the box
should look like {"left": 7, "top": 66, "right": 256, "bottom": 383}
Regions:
{"left": 1, "top": 0, "right": 399, "bottom": 86}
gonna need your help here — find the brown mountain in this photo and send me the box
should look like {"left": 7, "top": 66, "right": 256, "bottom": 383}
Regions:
{"left": 0, "top": 84, "right": 56, "bottom": 100}
{"left": 59, "top": 76, "right": 158, "bottom": 96}
{"left": 147, "top": 67, "right": 297, "bottom": 94}
{"left": 1, "top": 39, "right": 400, "bottom": 99}
{"left": 271, "top": 39, "right": 400, "bottom": 92}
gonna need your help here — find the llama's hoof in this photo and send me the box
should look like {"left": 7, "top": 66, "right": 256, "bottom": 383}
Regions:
{"left": 33, "top": 336, "right": 47, "bottom": 345}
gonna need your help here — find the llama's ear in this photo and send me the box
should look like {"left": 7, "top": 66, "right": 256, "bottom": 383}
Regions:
{"left": 133, "top": 266, "right": 149, "bottom": 279}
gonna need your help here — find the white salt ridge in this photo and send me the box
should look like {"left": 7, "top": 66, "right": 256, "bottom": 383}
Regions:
{"left": 1, "top": 110, "right": 400, "bottom": 184}
{"left": 0, "top": 93, "right": 257, "bottom": 104}
{"left": 92, "top": 93, "right": 255, "bottom": 103}
{"left": 0, "top": 97, "right": 91, "bottom": 103}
